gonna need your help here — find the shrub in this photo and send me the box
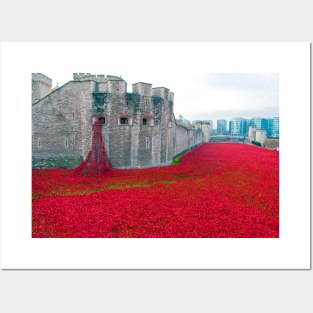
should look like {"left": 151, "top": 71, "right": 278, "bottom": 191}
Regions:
{"left": 251, "top": 140, "right": 261, "bottom": 146}
{"left": 172, "top": 157, "right": 180, "bottom": 164}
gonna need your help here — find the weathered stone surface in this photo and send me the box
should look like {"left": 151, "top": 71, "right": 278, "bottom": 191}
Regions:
{"left": 32, "top": 74, "right": 210, "bottom": 169}
{"left": 32, "top": 73, "right": 52, "bottom": 104}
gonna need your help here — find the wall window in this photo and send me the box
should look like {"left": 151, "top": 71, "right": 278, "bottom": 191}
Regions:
{"left": 65, "top": 138, "right": 68, "bottom": 148}
{"left": 118, "top": 116, "right": 133, "bottom": 126}
{"left": 98, "top": 117, "right": 105, "bottom": 125}
{"left": 142, "top": 117, "right": 154, "bottom": 126}
{"left": 168, "top": 120, "right": 173, "bottom": 128}
{"left": 120, "top": 117, "right": 128, "bottom": 125}
{"left": 92, "top": 115, "right": 106, "bottom": 126}
{"left": 38, "top": 138, "right": 41, "bottom": 148}
{"left": 72, "top": 112, "right": 75, "bottom": 120}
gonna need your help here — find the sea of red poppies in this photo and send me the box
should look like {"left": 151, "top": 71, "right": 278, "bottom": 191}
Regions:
{"left": 32, "top": 143, "right": 279, "bottom": 238}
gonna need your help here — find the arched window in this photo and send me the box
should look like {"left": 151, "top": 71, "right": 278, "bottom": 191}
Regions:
{"left": 168, "top": 120, "right": 173, "bottom": 128}
{"left": 118, "top": 115, "right": 133, "bottom": 126}
{"left": 98, "top": 117, "right": 105, "bottom": 125}
{"left": 142, "top": 116, "right": 154, "bottom": 126}
{"left": 120, "top": 117, "right": 128, "bottom": 125}
{"left": 92, "top": 115, "right": 107, "bottom": 126}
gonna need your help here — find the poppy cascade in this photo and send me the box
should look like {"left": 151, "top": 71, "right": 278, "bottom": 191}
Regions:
{"left": 74, "top": 120, "right": 112, "bottom": 176}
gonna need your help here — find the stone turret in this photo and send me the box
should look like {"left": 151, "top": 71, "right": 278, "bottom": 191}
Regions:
{"left": 132, "top": 82, "right": 152, "bottom": 96}
{"left": 153, "top": 87, "right": 170, "bottom": 99}
{"left": 32, "top": 73, "right": 52, "bottom": 104}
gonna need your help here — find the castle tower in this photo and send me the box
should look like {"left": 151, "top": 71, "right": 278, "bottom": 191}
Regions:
{"left": 32, "top": 73, "right": 52, "bottom": 104}
{"left": 248, "top": 125, "right": 257, "bottom": 142}
{"left": 200, "top": 121, "right": 211, "bottom": 142}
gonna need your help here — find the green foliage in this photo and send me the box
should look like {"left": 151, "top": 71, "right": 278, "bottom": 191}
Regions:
{"left": 152, "top": 95, "right": 164, "bottom": 106}
{"left": 126, "top": 93, "right": 141, "bottom": 105}
{"left": 251, "top": 140, "right": 261, "bottom": 146}
{"left": 172, "top": 158, "right": 180, "bottom": 164}
{"left": 92, "top": 92, "right": 108, "bottom": 113}
{"left": 92, "top": 92, "right": 108, "bottom": 105}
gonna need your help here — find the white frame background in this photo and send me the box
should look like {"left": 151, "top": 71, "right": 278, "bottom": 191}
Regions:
{"left": 0, "top": 42, "right": 310, "bottom": 269}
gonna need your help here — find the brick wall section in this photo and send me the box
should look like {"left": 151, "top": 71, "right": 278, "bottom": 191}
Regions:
{"left": 32, "top": 74, "right": 210, "bottom": 169}
{"left": 32, "top": 81, "right": 95, "bottom": 167}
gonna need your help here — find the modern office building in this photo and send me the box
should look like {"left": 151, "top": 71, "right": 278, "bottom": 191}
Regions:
{"left": 249, "top": 117, "right": 262, "bottom": 129}
{"left": 268, "top": 117, "right": 279, "bottom": 138}
{"left": 261, "top": 118, "right": 270, "bottom": 132}
{"left": 229, "top": 117, "right": 249, "bottom": 136}
{"left": 217, "top": 119, "right": 227, "bottom": 135}
{"left": 250, "top": 117, "right": 274, "bottom": 137}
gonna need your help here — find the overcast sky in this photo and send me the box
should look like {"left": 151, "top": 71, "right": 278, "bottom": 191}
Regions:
{"left": 42, "top": 44, "right": 279, "bottom": 130}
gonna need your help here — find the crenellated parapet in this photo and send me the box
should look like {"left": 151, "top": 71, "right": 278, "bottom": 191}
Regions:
{"left": 32, "top": 73, "right": 52, "bottom": 85}
{"left": 32, "top": 73, "right": 53, "bottom": 104}
{"left": 73, "top": 73, "right": 123, "bottom": 82}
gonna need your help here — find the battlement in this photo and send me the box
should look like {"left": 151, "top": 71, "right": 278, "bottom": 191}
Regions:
{"left": 132, "top": 82, "right": 152, "bottom": 96}
{"left": 73, "top": 73, "right": 123, "bottom": 82}
{"left": 32, "top": 73, "right": 52, "bottom": 85}
{"left": 73, "top": 74, "right": 173, "bottom": 100}
{"left": 153, "top": 87, "right": 172, "bottom": 100}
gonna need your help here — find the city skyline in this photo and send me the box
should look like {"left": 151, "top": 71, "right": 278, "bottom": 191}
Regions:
{"left": 191, "top": 116, "right": 279, "bottom": 131}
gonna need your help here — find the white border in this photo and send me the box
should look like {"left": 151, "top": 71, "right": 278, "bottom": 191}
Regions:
{"left": 0, "top": 42, "right": 310, "bottom": 269}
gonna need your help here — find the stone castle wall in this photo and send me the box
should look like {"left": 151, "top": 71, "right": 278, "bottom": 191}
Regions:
{"left": 32, "top": 74, "right": 208, "bottom": 169}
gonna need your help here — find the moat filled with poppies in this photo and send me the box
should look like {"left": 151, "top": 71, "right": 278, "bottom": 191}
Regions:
{"left": 32, "top": 143, "right": 279, "bottom": 238}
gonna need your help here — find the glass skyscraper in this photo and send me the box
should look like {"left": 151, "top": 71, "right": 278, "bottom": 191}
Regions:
{"left": 261, "top": 118, "right": 270, "bottom": 132}
{"left": 217, "top": 119, "right": 227, "bottom": 134}
{"left": 229, "top": 118, "right": 249, "bottom": 136}
{"left": 249, "top": 117, "right": 262, "bottom": 129}
{"left": 268, "top": 117, "right": 279, "bottom": 138}
{"left": 250, "top": 117, "right": 272, "bottom": 136}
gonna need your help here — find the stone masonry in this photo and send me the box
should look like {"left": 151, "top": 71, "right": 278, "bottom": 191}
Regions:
{"left": 32, "top": 73, "right": 52, "bottom": 104}
{"left": 32, "top": 73, "right": 209, "bottom": 168}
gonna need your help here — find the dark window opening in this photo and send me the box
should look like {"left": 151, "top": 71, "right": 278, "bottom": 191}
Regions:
{"left": 99, "top": 117, "right": 105, "bottom": 125}
{"left": 120, "top": 117, "right": 128, "bottom": 125}
{"left": 143, "top": 118, "right": 147, "bottom": 125}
